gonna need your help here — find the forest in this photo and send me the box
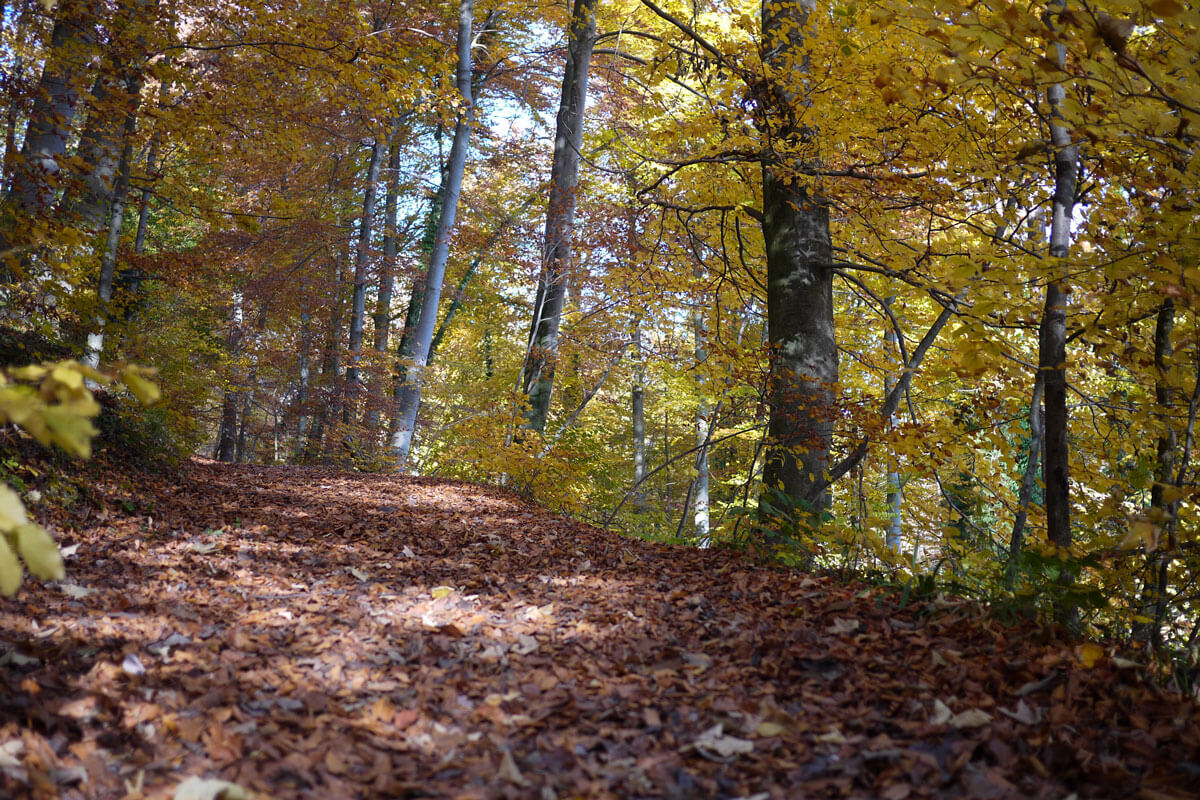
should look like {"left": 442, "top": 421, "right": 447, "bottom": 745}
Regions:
{"left": 0, "top": 0, "right": 1198, "bottom": 796}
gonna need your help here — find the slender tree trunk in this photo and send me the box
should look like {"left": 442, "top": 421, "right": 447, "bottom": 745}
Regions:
{"left": 390, "top": 0, "right": 477, "bottom": 468}
{"left": 1009, "top": 373, "right": 1045, "bottom": 581}
{"left": 306, "top": 243, "right": 349, "bottom": 459}
{"left": 215, "top": 290, "right": 245, "bottom": 463}
{"left": 694, "top": 305, "right": 711, "bottom": 546}
{"left": 342, "top": 137, "right": 384, "bottom": 427}
{"left": 759, "top": 0, "right": 837, "bottom": 520}
{"left": 429, "top": 193, "right": 539, "bottom": 362}
{"left": 632, "top": 319, "right": 647, "bottom": 510}
{"left": 363, "top": 138, "right": 401, "bottom": 440}
{"left": 883, "top": 300, "right": 901, "bottom": 550}
{"left": 1138, "top": 298, "right": 1177, "bottom": 644}
{"left": 84, "top": 78, "right": 138, "bottom": 368}
{"left": 520, "top": 0, "right": 598, "bottom": 433}
{"left": 294, "top": 311, "right": 312, "bottom": 459}
{"left": 1040, "top": 1, "right": 1079, "bottom": 628}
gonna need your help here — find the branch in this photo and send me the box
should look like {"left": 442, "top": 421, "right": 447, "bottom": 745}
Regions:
{"left": 805, "top": 290, "right": 965, "bottom": 503}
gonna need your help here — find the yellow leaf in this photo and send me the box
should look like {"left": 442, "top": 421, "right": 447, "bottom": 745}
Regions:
{"left": 1076, "top": 643, "right": 1104, "bottom": 668}
{"left": 0, "top": 534, "right": 22, "bottom": 596}
{"left": 431, "top": 586, "right": 454, "bottom": 599}
{"left": 1147, "top": 0, "right": 1184, "bottom": 16}
{"left": 15, "top": 523, "right": 64, "bottom": 581}
{"left": 0, "top": 485, "right": 29, "bottom": 531}
{"left": 42, "top": 407, "right": 96, "bottom": 458}
{"left": 121, "top": 367, "right": 161, "bottom": 406}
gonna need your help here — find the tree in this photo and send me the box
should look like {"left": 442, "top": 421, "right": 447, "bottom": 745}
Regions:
{"left": 758, "top": 0, "right": 837, "bottom": 519}
{"left": 520, "top": 0, "right": 598, "bottom": 433}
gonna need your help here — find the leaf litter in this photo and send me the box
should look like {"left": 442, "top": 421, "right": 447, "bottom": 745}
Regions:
{"left": 0, "top": 459, "right": 1196, "bottom": 799}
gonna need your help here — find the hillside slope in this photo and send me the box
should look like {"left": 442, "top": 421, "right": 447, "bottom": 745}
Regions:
{"left": 0, "top": 460, "right": 1196, "bottom": 799}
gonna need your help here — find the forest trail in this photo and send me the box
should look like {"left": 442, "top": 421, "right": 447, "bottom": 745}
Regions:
{"left": 0, "top": 460, "right": 1196, "bottom": 800}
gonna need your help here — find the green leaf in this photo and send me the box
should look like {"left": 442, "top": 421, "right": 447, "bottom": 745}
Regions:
{"left": 15, "top": 523, "right": 64, "bottom": 581}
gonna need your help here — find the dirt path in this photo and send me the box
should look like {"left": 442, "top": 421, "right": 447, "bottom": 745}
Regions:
{"left": 0, "top": 460, "right": 1195, "bottom": 799}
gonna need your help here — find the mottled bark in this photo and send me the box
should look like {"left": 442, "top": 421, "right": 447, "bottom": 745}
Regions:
{"left": 390, "top": 0, "right": 477, "bottom": 468}
{"left": 759, "top": 0, "right": 837, "bottom": 518}
{"left": 1, "top": 0, "right": 99, "bottom": 275}
{"left": 1041, "top": 4, "right": 1078, "bottom": 542}
{"left": 520, "top": 0, "right": 598, "bottom": 433}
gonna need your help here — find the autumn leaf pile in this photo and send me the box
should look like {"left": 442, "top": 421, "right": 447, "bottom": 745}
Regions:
{"left": 0, "top": 460, "right": 1196, "bottom": 799}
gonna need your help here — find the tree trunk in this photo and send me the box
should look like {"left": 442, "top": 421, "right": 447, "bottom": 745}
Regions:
{"left": 1040, "top": 2, "right": 1079, "bottom": 628}
{"left": 694, "top": 306, "right": 711, "bottom": 546}
{"left": 293, "top": 311, "right": 312, "bottom": 459}
{"left": 390, "top": 0, "right": 477, "bottom": 468}
{"left": 1, "top": 0, "right": 99, "bottom": 274}
{"left": 1137, "top": 297, "right": 1177, "bottom": 644}
{"left": 632, "top": 319, "right": 647, "bottom": 510}
{"left": 1009, "top": 373, "right": 1045, "bottom": 580}
{"left": 520, "top": 0, "right": 598, "bottom": 433}
{"left": 363, "top": 138, "right": 401, "bottom": 440}
{"left": 84, "top": 76, "right": 138, "bottom": 368}
{"left": 342, "top": 137, "right": 383, "bottom": 428}
{"left": 215, "top": 290, "right": 245, "bottom": 463}
{"left": 883, "top": 300, "right": 901, "bottom": 550}
{"left": 306, "top": 243, "right": 349, "bottom": 460}
{"left": 759, "top": 0, "right": 837, "bottom": 520}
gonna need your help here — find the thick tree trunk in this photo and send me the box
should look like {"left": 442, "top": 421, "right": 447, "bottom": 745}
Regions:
{"left": 390, "top": 0, "right": 477, "bottom": 468}
{"left": 520, "top": 0, "right": 598, "bottom": 433}
{"left": 759, "top": 0, "right": 837, "bottom": 520}
{"left": 342, "top": 138, "right": 384, "bottom": 427}
{"left": 1, "top": 0, "right": 99, "bottom": 274}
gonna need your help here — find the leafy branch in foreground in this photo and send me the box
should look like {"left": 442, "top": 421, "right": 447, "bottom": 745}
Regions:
{"left": 0, "top": 360, "right": 160, "bottom": 596}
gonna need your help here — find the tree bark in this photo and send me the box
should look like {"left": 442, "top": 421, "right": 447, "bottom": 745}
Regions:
{"left": 520, "top": 0, "right": 598, "bottom": 433}
{"left": 390, "top": 0, "right": 477, "bottom": 468}
{"left": 1137, "top": 297, "right": 1177, "bottom": 644}
{"left": 215, "top": 290, "right": 245, "bottom": 463}
{"left": 84, "top": 75, "right": 138, "bottom": 368}
{"left": 759, "top": 0, "right": 838, "bottom": 520}
{"left": 632, "top": 319, "right": 647, "bottom": 510}
{"left": 363, "top": 137, "right": 402, "bottom": 440}
{"left": 1, "top": 0, "right": 99, "bottom": 275}
{"left": 342, "top": 137, "right": 384, "bottom": 427}
{"left": 693, "top": 304, "right": 711, "bottom": 546}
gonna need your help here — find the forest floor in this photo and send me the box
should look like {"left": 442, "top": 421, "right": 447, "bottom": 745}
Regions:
{"left": 0, "top": 459, "right": 1197, "bottom": 799}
